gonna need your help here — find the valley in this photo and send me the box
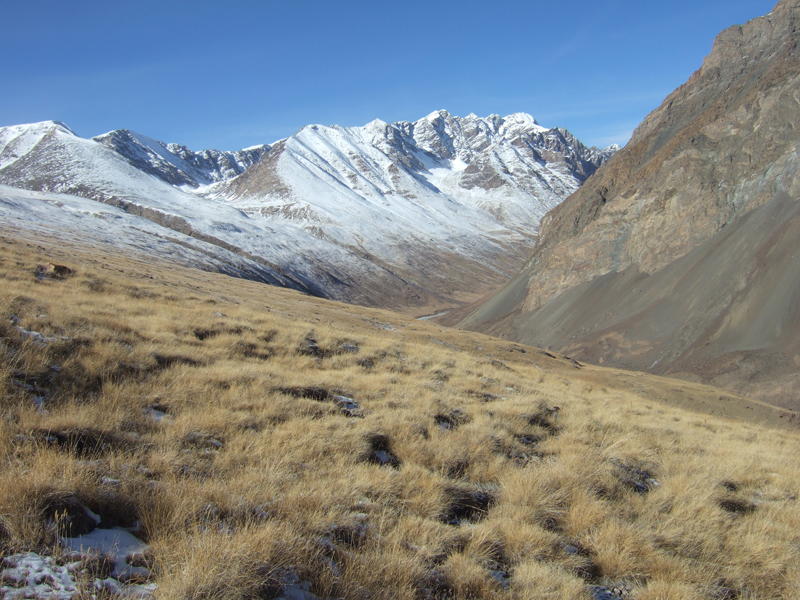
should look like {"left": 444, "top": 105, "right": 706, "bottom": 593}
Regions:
{"left": 3, "top": 1, "right": 800, "bottom": 598}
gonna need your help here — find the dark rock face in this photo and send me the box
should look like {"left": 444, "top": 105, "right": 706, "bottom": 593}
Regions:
{"left": 459, "top": 0, "right": 800, "bottom": 410}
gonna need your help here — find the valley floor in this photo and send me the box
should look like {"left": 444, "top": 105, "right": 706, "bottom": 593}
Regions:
{"left": 1, "top": 226, "right": 799, "bottom": 599}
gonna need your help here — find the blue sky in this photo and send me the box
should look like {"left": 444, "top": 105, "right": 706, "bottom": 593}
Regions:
{"left": 1, "top": 0, "right": 777, "bottom": 150}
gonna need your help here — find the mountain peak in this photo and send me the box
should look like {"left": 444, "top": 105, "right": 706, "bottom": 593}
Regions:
{"left": 424, "top": 109, "right": 451, "bottom": 122}
{"left": 504, "top": 112, "right": 539, "bottom": 126}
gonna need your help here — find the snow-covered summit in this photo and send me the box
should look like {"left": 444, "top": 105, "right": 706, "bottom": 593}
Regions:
{"left": 225, "top": 110, "right": 612, "bottom": 223}
{"left": 0, "top": 121, "right": 77, "bottom": 171}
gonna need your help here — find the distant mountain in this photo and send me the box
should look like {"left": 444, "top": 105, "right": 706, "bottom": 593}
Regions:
{"left": 456, "top": 0, "right": 800, "bottom": 410}
{"left": 0, "top": 112, "right": 615, "bottom": 311}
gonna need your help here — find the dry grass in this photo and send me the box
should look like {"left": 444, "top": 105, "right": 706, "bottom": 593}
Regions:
{"left": 1, "top": 229, "right": 800, "bottom": 599}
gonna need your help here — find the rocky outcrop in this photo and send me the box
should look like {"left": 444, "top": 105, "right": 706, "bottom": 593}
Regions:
{"left": 457, "top": 0, "right": 800, "bottom": 409}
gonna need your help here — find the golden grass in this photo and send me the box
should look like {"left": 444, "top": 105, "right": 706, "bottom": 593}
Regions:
{"left": 1, "top": 229, "right": 800, "bottom": 599}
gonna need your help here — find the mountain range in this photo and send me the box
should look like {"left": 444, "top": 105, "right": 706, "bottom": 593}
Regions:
{"left": 0, "top": 112, "right": 615, "bottom": 312}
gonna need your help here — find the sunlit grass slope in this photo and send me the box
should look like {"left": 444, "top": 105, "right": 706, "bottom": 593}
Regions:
{"left": 2, "top": 227, "right": 800, "bottom": 600}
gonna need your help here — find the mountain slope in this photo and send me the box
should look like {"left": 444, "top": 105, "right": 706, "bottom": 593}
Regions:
{"left": 0, "top": 113, "right": 614, "bottom": 312}
{"left": 93, "top": 129, "right": 270, "bottom": 187}
{"left": 456, "top": 0, "right": 800, "bottom": 410}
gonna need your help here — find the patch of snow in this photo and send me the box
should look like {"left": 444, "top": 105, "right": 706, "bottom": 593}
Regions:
{"left": 61, "top": 528, "right": 151, "bottom": 582}
{"left": 1, "top": 553, "right": 80, "bottom": 600}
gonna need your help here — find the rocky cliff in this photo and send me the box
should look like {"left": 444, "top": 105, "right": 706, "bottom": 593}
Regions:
{"left": 457, "top": 0, "right": 800, "bottom": 410}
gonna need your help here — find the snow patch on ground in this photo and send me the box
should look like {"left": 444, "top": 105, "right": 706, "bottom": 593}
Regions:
{"left": 1, "top": 553, "right": 79, "bottom": 600}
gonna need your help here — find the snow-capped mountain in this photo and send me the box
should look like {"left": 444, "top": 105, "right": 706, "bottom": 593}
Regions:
{"left": 223, "top": 110, "right": 614, "bottom": 237}
{"left": 0, "top": 113, "right": 615, "bottom": 310}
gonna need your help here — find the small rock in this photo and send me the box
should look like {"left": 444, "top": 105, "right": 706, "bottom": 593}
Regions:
{"left": 588, "top": 585, "right": 623, "bottom": 600}
{"left": 375, "top": 450, "right": 393, "bottom": 465}
{"left": 36, "top": 263, "right": 74, "bottom": 280}
{"left": 183, "top": 432, "right": 223, "bottom": 450}
{"left": 332, "top": 394, "right": 362, "bottom": 417}
{"left": 490, "top": 569, "right": 511, "bottom": 588}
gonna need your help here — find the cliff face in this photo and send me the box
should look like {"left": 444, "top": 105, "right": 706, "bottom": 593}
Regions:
{"left": 525, "top": 0, "right": 800, "bottom": 312}
{"left": 458, "top": 0, "right": 800, "bottom": 409}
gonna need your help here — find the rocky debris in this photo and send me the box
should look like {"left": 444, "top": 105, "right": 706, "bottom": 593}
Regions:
{"left": 362, "top": 433, "right": 401, "bottom": 468}
{"left": 321, "top": 517, "right": 371, "bottom": 551}
{"left": 298, "top": 336, "right": 318, "bottom": 357}
{"left": 489, "top": 567, "right": 511, "bottom": 588}
{"left": 337, "top": 342, "right": 359, "bottom": 354}
{"left": 612, "top": 460, "right": 659, "bottom": 495}
{"left": 420, "top": 569, "right": 450, "bottom": 600}
{"left": 14, "top": 326, "right": 66, "bottom": 346}
{"left": 330, "top": 394, "right": 361, "bottom": 418}
{"left": 35, "top": 263, "right": 73, "bottom": 280}
{"left": 182, "top": 431, "right": 223, "bottom": 452}
{"left": 274, "top": 386, "right": 363, "bottom": 417}
{"left": 297, "top": 337, "right": 360, "bottom": 359}
{"left": 142, "top": 402, "right": 172, "bottom": 422}
{"left": 429, "top": 338, "right": 457, "bottom": 351}
{"left": 515, "top": 433, "right": 543, "bottom": 446}
{"left": 589, "top": 584, "right": 633, "bottom": 600}
{"left": 11, "top": 378, "right": 48, "bottom": 413}
{"left": 272, "top": 568, "right": 340, "bottom": 600}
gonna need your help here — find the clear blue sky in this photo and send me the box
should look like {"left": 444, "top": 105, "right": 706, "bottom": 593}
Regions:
{"left": 1, "top": 0, "right": 777, "bottom": 151}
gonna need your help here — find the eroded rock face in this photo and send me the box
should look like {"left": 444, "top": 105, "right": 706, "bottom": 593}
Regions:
{"left": 523, "top": 0, "right": 800, "bottom": 312}
{"left": 458, "top": 0, "right": 800, "bottom": 409}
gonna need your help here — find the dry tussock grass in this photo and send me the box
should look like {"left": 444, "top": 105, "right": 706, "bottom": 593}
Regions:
{"left": 1, "top": 231, "right": 800, "bottom": 599}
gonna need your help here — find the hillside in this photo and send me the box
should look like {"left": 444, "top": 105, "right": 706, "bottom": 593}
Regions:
{"left": 2, "top": 224, "right": 799, "bottom": 599}
{"left": 454, "top": 0, "right": 800, "bottom": 410}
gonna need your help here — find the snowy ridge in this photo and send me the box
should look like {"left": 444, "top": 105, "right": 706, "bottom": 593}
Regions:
{"left": 0, "top": 114, "right": 616, "bottom": 309}
{"left": 93, "top": 128, "right": 270, "bottom": 187}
